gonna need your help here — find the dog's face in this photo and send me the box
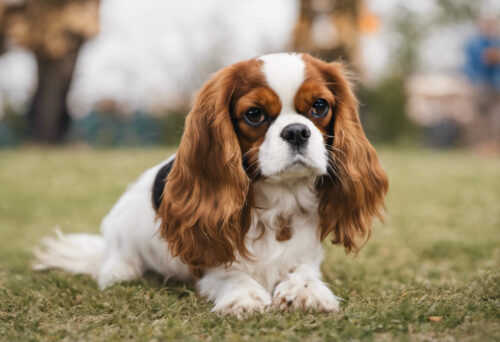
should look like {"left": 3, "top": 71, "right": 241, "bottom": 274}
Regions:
{"left": 158, "top": 53, "right": 388, "bottom": 275}
{"left": 232, "top": 54, "right": 330, "bottom": 181}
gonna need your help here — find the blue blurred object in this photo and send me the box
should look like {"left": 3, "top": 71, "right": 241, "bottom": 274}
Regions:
{"left": 464, "top": 32, "right": 500, "bottom": 90}
{"left": 425, "top": 118, "right": 459, "bottom": 148}
{"left": 69, "top": 110, "right": 163, "bottom": 146}
{"left": 0, "top": 122, "right": 17, "bottom": 146}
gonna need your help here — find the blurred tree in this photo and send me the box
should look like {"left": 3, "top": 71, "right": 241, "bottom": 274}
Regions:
{"left": 358, "top": 77, "right": 416, "bottom": 143}
{"left": 293, "top": 0, "right": 362, "bottom": 69}
{"left": 0, "top": 3, "right": 5, "bottom": 54}
{"left": 0, "top": 0, "right": 99, "bottom": 143}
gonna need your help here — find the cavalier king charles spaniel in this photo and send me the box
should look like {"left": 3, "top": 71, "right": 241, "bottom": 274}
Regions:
{"left": 34, "top": 53, "right": 388, "bottom": 318}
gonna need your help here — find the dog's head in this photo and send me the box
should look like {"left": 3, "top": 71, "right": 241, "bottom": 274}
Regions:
{"left": 158, "top": 53, "right": 388, "bottom": 275}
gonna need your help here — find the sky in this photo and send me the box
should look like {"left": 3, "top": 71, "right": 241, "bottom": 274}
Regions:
{"left": 0, "top": 0, "right": 498, "bottom": 118}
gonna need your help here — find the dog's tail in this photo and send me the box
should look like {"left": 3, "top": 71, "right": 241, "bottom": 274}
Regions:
{"left": 33, "top": 228, "right": 104, "bottom": 279}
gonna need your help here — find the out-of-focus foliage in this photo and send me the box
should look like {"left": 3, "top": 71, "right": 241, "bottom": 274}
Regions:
{"left": 0, "top": 105, "right": 27, "bottom": 146}
{"left": 359, "top": 77, "right": 418, "bottom": 143}
{"left": 391, "top": 0, "right": 481, "bottom": 78}
{"left": 68, "top": 109, "right": 187, "bottom": 146}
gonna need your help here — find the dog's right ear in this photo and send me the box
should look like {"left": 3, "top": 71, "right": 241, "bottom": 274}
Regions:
{"left": 304, "top": 56, "right": 389, "bottom": 253}
{"left": 157, "top": 66, "right": 252, "bottom": 276}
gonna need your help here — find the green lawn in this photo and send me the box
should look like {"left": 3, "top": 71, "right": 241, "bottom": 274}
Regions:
{"left": 0, "top": 147, "right": 499, "bottom": 341}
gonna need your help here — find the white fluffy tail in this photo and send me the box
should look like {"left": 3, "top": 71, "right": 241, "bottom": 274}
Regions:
{"left": 33, "top": 229, "right": 104, "bottom": 279}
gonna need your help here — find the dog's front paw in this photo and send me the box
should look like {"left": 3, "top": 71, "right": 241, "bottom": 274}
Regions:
{"left": 212, "top": 286, "right": 271, "bottom": 319}
{"left": 272, "top": 274, "right": 340, "bottom": 313}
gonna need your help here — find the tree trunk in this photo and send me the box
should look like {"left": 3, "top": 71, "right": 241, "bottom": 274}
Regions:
{"left": 293, "top": 0, "right": 361, "bottom": 69}
{"left": 28, "top": 42, "right": 82, "bottom": 143}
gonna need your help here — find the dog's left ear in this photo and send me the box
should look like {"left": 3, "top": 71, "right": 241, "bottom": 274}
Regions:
{"left": 157, "top": 65, "right": 252, "bottom": 276}
{"left": 310, "top": 57, "right": 389, "bottom": 253}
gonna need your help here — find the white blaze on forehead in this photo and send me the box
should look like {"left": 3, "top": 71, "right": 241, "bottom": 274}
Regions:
{"left": 257, "top": 53, "right": 328, "bottom": 179}
{"left": 259, "top": 53, "right": 305, "bottom": 112}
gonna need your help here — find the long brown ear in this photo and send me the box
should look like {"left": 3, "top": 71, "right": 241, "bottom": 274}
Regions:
{"left": 313, "top": 59, "right": 388, "bottom": 253}
{"left": 157, "top": 67, "right": 251, "bottom": 276}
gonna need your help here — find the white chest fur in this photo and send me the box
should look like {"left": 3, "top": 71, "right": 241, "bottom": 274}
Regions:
{"left": 196, "top": 176, "right": 338, "bottom": 317}
{"left": 232, "top": 177, "right": 324, "bottom": 292}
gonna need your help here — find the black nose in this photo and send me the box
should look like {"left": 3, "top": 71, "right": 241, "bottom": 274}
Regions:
{"left": 280, "top": 123, "right": 311, "bottom": 146}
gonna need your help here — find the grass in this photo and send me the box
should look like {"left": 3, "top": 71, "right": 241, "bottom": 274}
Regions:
{"left": 0, "top": 146, "right": 499, "bottom": 341}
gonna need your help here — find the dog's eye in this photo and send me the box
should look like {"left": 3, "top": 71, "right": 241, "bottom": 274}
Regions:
{"left": 310, "top": 99, "right": 329, "bottom": 118}
{"left": 244, "top": 108, "right": 266, "bottom": 126}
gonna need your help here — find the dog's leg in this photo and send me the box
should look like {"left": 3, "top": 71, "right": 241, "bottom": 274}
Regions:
{"left": 272, "top": 263, "right": 340, "bottom": 313}
{"left": 197, "top": 268, "right": 271, "bottom": 318}
{"left": 97, "top": 255, "right": 142, "bottom": 290}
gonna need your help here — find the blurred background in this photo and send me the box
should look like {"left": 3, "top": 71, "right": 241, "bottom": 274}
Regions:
{"left": 0, "top": 0, "right": 499, "bottom": 150}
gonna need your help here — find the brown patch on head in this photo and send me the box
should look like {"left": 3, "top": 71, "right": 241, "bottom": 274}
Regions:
{"left": 230, "top": 59, "right": 282, "bottom": 179}
{"left": 293, "top": 62, "right": 336, "bottom": 135}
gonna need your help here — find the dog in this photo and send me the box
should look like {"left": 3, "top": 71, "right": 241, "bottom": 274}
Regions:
{"left": 34, "top": 53, "right": 388, "bottom": 318}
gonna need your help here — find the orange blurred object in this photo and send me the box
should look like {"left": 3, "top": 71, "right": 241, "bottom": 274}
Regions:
{"left": 359, "top": 10, "right": 379, "bottom": 34}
